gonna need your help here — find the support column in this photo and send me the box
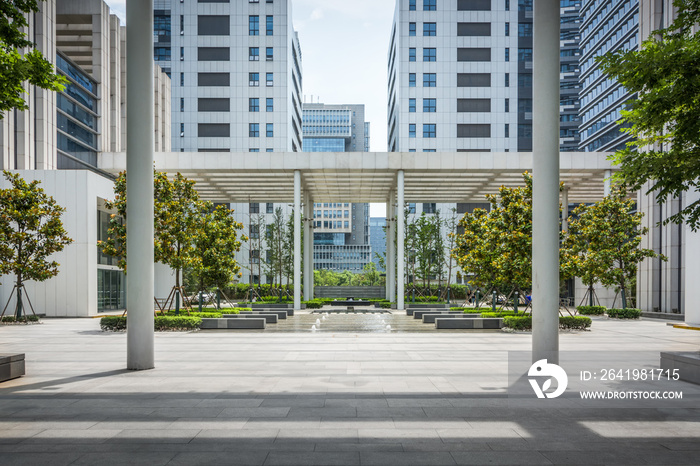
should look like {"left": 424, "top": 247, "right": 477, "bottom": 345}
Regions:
{"left": 126, "top": 0, "right": 154, "bottom": 370}
{"left": 294, "top": 170, "right": 301, "bottom": 310}
{"left": 387, "top": 192, "right": 396, "bottom": 302}
{"left": 685, "top": 189, "right": 700, "bottom": 325}
{"left": 385, "top": 199, "right": 391, "bottom": 300}
{"left": 532, "top": 0, "right": 560, "bottom": 364}
{"left": 604, "top": 169, "right": 612, "bottom": 196}
{"left": 561, "top": 187, "right": 569, "bottom": 233}
{"left": 397, "top": 171, "right": 405, "bottom": 310}
{"left": 303, "top": 192, "right": 312, "bottom": 301}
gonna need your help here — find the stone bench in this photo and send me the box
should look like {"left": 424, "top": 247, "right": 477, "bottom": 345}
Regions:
{"left": 222, "top": 313, "right": 278, "bottom": 324}
{"left": 413, "top": 310, "right": 464, "bottom": 320}
{"left": 406, "top": 303, "right": 450, "bottom": 309}
{"left": 0, "top": 354, "right": 25, "bottom": 382}
{"left": 250, "top": 310, "right": 288, "bottom": 320}
{"left": 422, "top": 313, "right": 480, "bottom": 324}
{"left": 435, "top": 318, "right": 503, "bottom": 329}
{"left": 201, "top": 318, "right": 266, "bottom": 329}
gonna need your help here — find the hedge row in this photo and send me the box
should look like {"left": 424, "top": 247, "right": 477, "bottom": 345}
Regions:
{"left": 576, "top": 305, "right": 606, "bottom": 315}
{"left": 100, "top": 315, "right": 202, "bottom": 332}
{"left": 480, "top": 310, "right": 526, "bottom": 317}
{"left": 216, "top": 283, "right": 470, "bottom": 300}
{"left": 502, "top": 316, "right": 592, "bottom": 331}
{"left": 1, "top": 315, "right": 40, "bottom": 323}
{"left": 606, "top": 308, "right": 642, "bottom": 319}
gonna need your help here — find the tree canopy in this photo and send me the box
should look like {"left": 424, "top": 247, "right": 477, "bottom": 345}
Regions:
{"left": 0, "top": 0, "right": 67, "bottom": 117}
{"left": 598, "top": 0, "right": 700, "bottom": 229}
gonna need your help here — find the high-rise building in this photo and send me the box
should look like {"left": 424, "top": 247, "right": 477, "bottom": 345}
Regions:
{"left": 302, "top": 103, "right": 371, "bottom": 273}
{"left": 579, "top": 0, "right": 639, "bottom": 152}
{"left": 560, "top": 0, "right": 582, "bottom": 151}
{"left": 369, "top": 217, "right": 387, "bottom": 272}
{"left": 153, "top": 0, "right": 303, "bottom": 286}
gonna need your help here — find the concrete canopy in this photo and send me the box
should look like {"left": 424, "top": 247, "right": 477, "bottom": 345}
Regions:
{"left": 99, "top": 151, "right": 615, "bottom": 204}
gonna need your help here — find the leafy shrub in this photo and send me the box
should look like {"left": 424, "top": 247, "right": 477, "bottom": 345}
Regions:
{"left": 379, "top": 301, "right": 392, "bottom": 309}
{"left": 166, "top": 311, "right": 226, "bottom": 318}
{"left": 154, "top": 316, "right": 201, "bottom": 331}
{"left": 559, "top": 316, "right": 592, "bottom": 330}
{"left": 480, "top": 310, "right": 525, "bottom": 317}
{"left": 577, "top": 305, "right": 606, "bottom": 315}
{"left": 1, "top": 315, "right": 40, "bottom": 323}
{"left": 100, "top": 316, "right": 127, "bottom": 331}
{"left": 303, "top": 299, "right": 324, "bottom": 309}
{"left": 607, "top": 308, "right": 642, "bottom": 319}
{"left": 503, "top": 316, "right": 532, "bottom": 330}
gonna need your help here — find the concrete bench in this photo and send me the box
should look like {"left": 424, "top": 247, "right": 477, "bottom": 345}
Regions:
{"left": 435, "top": 318, "right": 503, "bottom": 329}
{"left": 406, "top": 304, "right": 450, "bottom": 309}
{"left": 0, "top": 354, "right": 25, "bottom": 382}
{"left": 422, "top": 313, "right": 480, "bottom": 324}
{"left": 250, "top": 310, "right": 288, "bottom": 320}
{"left": 413, "top": 310, "right": 464, "bottom": 320}
{"left": 222, "top": 313, "right": 278, "bottom": 324}
{"left": 201, "top": 318, "right": 266, "bottom": 329}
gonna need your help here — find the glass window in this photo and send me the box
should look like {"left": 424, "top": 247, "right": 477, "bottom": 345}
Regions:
{"left": 266, "top": 15, "right": 273, "bottom": 35}
{"left": 409, "top": 98, "right": 416, "bottom": 112}
{"left": 266, "top": 148, "right": 273, "bottom": 152}
{"left": 518, "top": 48, "right": 533, "bottom": 62}
{"left": 266, "top": 47, "right": 273, "bottom": 61}
{"left": 423, "top": 22, "right": 436, "bottom": 36}
{"left": 409, "top": 0, "right": 416, "bottom": 10}
{"left": 249, "top": 72, "right": 259, "bottom": 86}
{"left": 423, "top": 124, "right": 436, "bottom": 138}
{"left": 424, "top": 0, "right": 436, "bottom": 10}
{"left": 423, "top": 98, "right": 436, "bottom": 112}
{"left": 409, "top": 22, "right": 416, "bottom": 36}
{"left": 423, "top": 73, "right": 436, "bottom": 87}
{"left": 266, "top": 123, "right": 274, "bottom": 137}
{"left": 423, "top": 47, "right": 436, "bottom": 61}
{"left": 250, "top": 148, "right": 259, "bottom": 152}
{"left": 409, "top": 73, "right": 416, "bottom": 87}
{"left": 266, "top": 203, "right": 274, "bottom": 213}
{"left": 266, "top": 72, "right": 273, "bottom": 86}
{"left": 249, "top": 123, "right": 259, "bottom": 137}
{"left": 180, "top": 72, "right": 184, "bottom": 86}
{"left": 249, "top": 15, "right": 259, "bottom": 35}
{"left": 505, "top": 73, "right": 510, "bottom": 87}
{"left": 249, "top": 98, "right": 259, "bottom": 112}
{"left": 505, "top": 22, "right": 510, "bottom": 36}
{"left": 249, "top": 203, "right": 260, "bottom": 213}
{"left": 266, "top": 98, "right": 273, "bottom": 112}
{"left": 409, "top": 47, "right": 416, "bottom": 61}
{"left": 409, "top": 124, "right": 416, "bottom": 138}
{"left": 518, "top": 0, "right": 533, "bottom": 11}
{"left": 518, "top": 23, "right": 532, "bottom": 37}
{"left": 505, "top": 48, "right": 510, "bottom": 61}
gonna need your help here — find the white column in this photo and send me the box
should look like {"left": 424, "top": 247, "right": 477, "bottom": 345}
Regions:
{"left": 604, "top": 169, "right": 612, "bottom": 196}
{"left": 532, "top": 0, "right": 560, "bottom": 364}
{"left": 387, "top": 192, "right": 396, "bottom": 302}
{"left": 685, "top": 189, "right": 700, "bottom": 325}
{"left": 126, "top": 0, "right": 154, "bottom": 370}
{"left": 385, "top": 199, "right": 391, "bottom": 300}
{"left": 397, "top": 171, "right": 405, "bottom": 310}
{"left": 294, "top": 170, "right": 301, "bottom": 310}
{"left": 303, "top": 192, "right": 312, "bottom": 301}
{"left": 561, "top": 187, "right": 569, "bottom": 233}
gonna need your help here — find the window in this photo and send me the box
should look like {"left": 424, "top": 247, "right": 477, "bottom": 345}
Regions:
{"left": 518, "top": 99, "right": 532, "bottom": 113}
{"left": 423, "top": 98, "right": 436, "bottom": 112}
{"left": 457, "top": 124, "right": 490, "bottom": 138}
{"left": 457, "top": 22, "right": 491, "bottom": 36}
{"left": 423, "top": 47, "right": 436, "bottom": 61}
{"left": 518, "top": 0, "right": 533, "bottom": 11}
{"left": 249, "top": 202, "right": 259, "bottom": 213}
{"left": 154, "top": 47, "right": 171, "bottom": 61}
{"left": 505, "top": 73, "right": 510, "bottom": 87}
{"left": 505, "top": 22, "right": 510, "bottom": 36}
{"left": 198, "top": 72, "right": 229, "bottom": 86}
{"left": 423, "top": 73, "right": 436, "bottom": 87}
{"left": 197, "top": 15, "right": 229, "bottom": 35}
{"left": 249, "top": 15, "right": 259, "bottom": 35}
{"left": 180, "top": 46, "right": 184, "bottom": 60}
{"left": 458, "top": 0, "right": 490, "bottom": 9}
{"left": 266, "top": 47, "right": 273, "bottom": 61}
{"left": 518, "top": 74, "right": 533, "bottom": 87}
{"left": 266, "top": 72, "right": 273, "bottom": 86}
{"left": 457, "top": 48, "right": 491, "bottom": 61}
{"left": 409, "top": 124, "right": 416, "bottom": 138}
{"left": 518, "top": 23, "right": 532, "bottom": 37}
{"left": 518, "top": 48, "right": 533, "bottom": 62}
{"left": 505, "top": 0, "right": 510, "bottom": 11}
{"left": 249, "top": 47, "right": 259, "bottom": 61}
{"left": 266, "top": 15, "right": 273, "bottom": 35}
{"left": 409, "top": 0, "right": 416, "bottom": 10}
{"left": 198, "top": 47, "right": 229, "bottom": 61}
{"left": 505, "top": 48, "right": 510, "bottom": 61}
{"left": 180, "top": 122, "right": 184, "bottom": 137}
{"left": 266, "top": 203, "right": 274, "bottom": 214}
{"left": 266, "top": 148, "right": 273, "bottom": 152}
{"left": 457, "top": 73, "right": 490, "bottom": 87}
{"left": 505, "top": 98, "right": 510, "bottom": 112}
{"left": 180, "top": 97, "right": 184, "bottom": 112}
{"left": 266, "top": 123, "right": 274, "bottom": 137}
{"left": 266, "top": 98, "right": 273, "bottom": 112}
{"left": 180, "top": 72, "right": 184, "bottom": 86}
{"left": 518, "top": 124, "right": 532, "bottom": 138}
{"left": 409, "top": 48, "right": 416, "bottom": 61}
{"left": 250, "top": 148, "right": 259, "bottom": 152}
{"left": 423, "top": 124, "right": 436, "bottom": 138}
{"left": 249, "top": 72, "right": 259, "bottom": 86}
{"left": 408, "top": 149, "right": 416, "bottom": 152}
{"left": 505, "top": 124, "right": 510, "bottom": 137}
{"left": 423, "top": 0, "right": 436, "bottom": 10}
{"left": 198, "top": 123, "right": 230, "bottom": 137}
{"left": 249, "top": 123, "right": 260, "bottom": 137}
{"left": 423, "top": 22, "right": 436, "bottom": 36}
{"left": 409, "top": 98, "right": 416, "bottom": 112}
{"left": 250, "top": 224, "right": 260, "bottom": 239}
{"left": 409, "top": 22, "right": 416, "bottom": 36}
{"left": 249, "top": 98, "right": 259, "bottom": 112}
{"left": 409, "top": 73, "right": 416, "bottom": 87}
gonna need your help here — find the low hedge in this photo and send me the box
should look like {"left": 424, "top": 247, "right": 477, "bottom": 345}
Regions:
{"left": 606, "top": 308, "right": 642, "bottom": 319}
{"left": 166, "top": 311, "right": 228, "bottom": 318}
{"left": 1, "top": 315, "right": 40, "bottom": 323}
{"left": 303, "top": 299, "right": 324, "bottom": 309}
{"left": 577, "top": 305, "right": 606, "bottom": 315}
{"left": 480, "top": 310, "right": 525, "bottom": 317}
{"left": 502, "top": 315, "right": 592, "bottom": 331}
{"left": 101, "top": 315, "right": 202, "bottom": 331}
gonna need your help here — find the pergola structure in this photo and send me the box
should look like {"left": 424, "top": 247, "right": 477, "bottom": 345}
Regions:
{"left": 124, "top": 0, "right": 569, "bottom": 370}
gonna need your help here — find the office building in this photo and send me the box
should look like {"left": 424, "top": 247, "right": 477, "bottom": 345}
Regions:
{"left": 302, "top": 103, "right": 371, "bottom": 273}
{"left": 369, "top": 217, "right": 387, "bottom": 272}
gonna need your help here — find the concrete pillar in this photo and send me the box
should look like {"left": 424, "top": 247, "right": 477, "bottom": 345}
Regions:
{"left": 604, "top": 169, "right": 612, "bottom": 196}
{"left": 387, "top": 192, "right": 396, "bottom": 302}
{"left": 561, "top": 187, "right": 569, "bottom": 233}
{"left": 397, "top": 171, "right": 405, "bottom": 310}
{"left": 303, "top": 192, "right": 312, "bottom": 301}
{"left": 531, "top": 0, "right": 560, "bottom": 365}
{"left": 685, "top": 189, "right": 700, "bottom": 325}
{"left": 294, "top": 170, "right": 301, "bottom": 310}
{"left": 126, "top": 0, "right": 154, "bottom": 370}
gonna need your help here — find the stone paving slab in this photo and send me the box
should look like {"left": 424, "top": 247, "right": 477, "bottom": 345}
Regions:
{"left": 1, "top": 314, "right": 700, "bottom": 465}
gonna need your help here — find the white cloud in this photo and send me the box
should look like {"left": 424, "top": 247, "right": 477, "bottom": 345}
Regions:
{"left": 310, "top": 8, "right": 324, "bottom": 21}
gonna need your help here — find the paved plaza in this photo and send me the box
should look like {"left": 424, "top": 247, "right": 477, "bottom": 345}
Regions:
{"left": 1, "top": 312, "right": 700, "bottom": 465}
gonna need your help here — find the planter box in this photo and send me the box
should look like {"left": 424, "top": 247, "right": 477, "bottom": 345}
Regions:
{"left": 0, "top": 354, "right": 25, "bottom": 382}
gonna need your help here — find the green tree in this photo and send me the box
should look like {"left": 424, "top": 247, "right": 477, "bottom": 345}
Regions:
{"left": 443, "top": 208, "right": 459, "bottom": 299}
{"left": 454, "top": 207, "right": 498, "bottom": 292}
{"left": 0, "top": 171, "right": 73, "bottom": 317}
{"left": 0, "top": 1, "right": 67, "bottom": 116}
{"left": 264, "top": 207, "right": 286, "bottom": 299}
{"left": 569, "top": 186, "right": 663, "bottom": 309}
{"left": 192, "top": 204, "right": 247, "bottom": 293}
{"left": 362, "top": 261, "right": 379, "bottom": 286}
{"left": 598, "top": 0, "right": 700, "bottom": 229}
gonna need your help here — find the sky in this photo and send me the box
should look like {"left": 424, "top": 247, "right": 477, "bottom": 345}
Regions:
{"left": 104, "top": 0, "right": 394, "bottom": 216}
